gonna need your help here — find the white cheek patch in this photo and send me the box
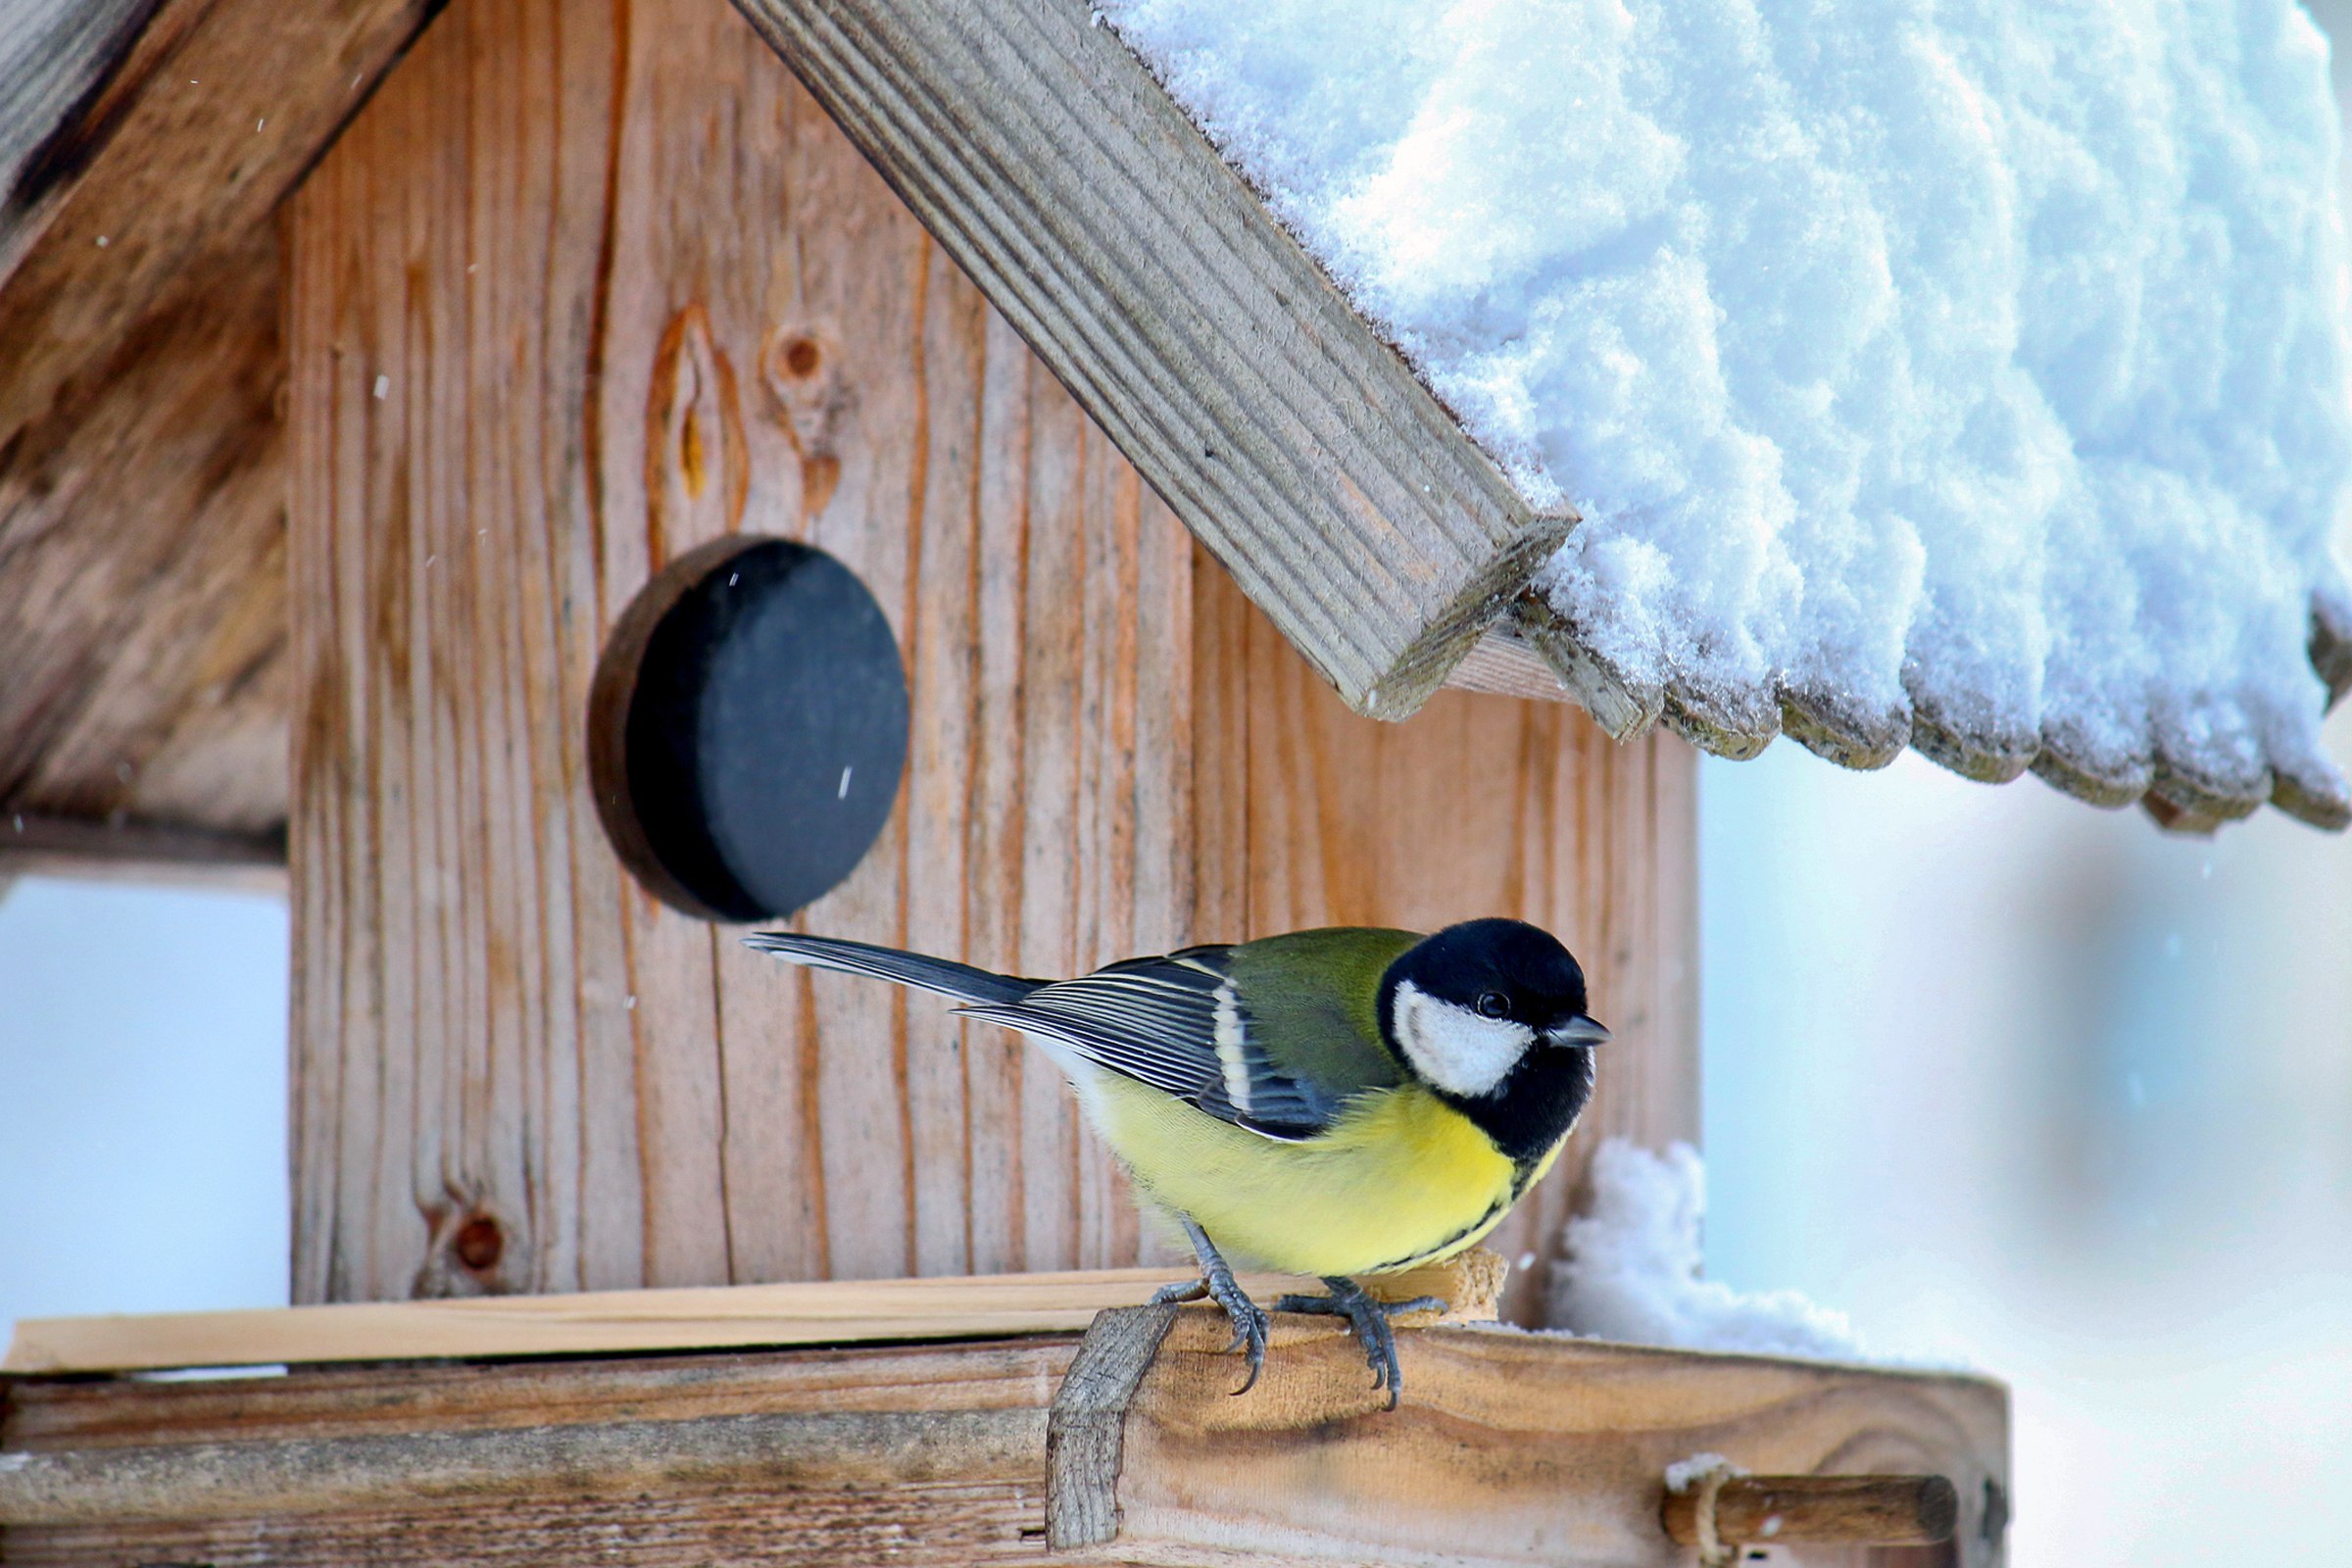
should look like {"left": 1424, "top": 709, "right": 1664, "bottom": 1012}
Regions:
{"left": 1391, "top": 980, "right": 1534, "bottom": 1099}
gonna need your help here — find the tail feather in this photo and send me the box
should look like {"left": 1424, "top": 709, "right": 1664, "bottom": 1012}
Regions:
{"left": 743, "top": 932, "right": 1042, "bottom": 1007}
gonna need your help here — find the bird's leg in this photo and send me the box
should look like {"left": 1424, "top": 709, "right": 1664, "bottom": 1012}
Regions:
{"left": 1152, "top": 1215, "right": 1271, "bottom": 1395}
{"left": 1273, "top": 1276, "right": 1446, "bottom": 1410}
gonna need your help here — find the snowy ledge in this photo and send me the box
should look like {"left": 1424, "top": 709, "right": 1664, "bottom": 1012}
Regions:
{"left": 1095, "top": 0, "right": 2352, "bottom": 828}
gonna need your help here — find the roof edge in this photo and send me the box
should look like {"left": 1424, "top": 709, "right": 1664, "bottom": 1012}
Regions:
{"left": 729, "top": 0, "right": 1556, "bottom": 716}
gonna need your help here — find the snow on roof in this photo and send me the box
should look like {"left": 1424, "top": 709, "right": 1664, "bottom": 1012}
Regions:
{"left": 1099, "top": 0, "right": 2352, "bottom": 826}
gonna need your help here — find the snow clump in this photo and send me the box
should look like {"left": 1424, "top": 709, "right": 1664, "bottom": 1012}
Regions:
{"left": 1549, "top": 1139, "right": 1867, "bottom": 1360}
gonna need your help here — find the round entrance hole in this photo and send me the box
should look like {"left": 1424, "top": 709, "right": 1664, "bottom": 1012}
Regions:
{"left": 588, "top": 536, "right": 909, "bottom": 922}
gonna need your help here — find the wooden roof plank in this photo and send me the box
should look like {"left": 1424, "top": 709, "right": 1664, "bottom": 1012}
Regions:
{"left": 0, "top": 0, "right": 169, "bottom": 285}
{"left": 726, "top": 0, "right": 1572, "bottom": 719}
{"left": 0, "top": 0, "right": 441, "bottom": 453}
{"left": 0, "top": 0, "right": 438, "bottom": 860}
{"left": 0, "top": 223, "right": 288, "bottom": 850}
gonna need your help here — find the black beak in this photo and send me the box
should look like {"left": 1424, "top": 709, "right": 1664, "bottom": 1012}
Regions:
{"left": 1547, "top": 1014, "right": 1611, "bottom": 1049}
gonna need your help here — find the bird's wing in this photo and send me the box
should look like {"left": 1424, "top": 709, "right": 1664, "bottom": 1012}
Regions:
{"left": 954, "top": 932, "right": 1414, "bottom": 1142}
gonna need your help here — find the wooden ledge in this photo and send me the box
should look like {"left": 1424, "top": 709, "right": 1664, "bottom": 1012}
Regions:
{"left": 2, "top": 1252, "right": 1506, "bottom": 1376}
{"left": 2, "top": 1265, "right": 2008, "bottom": 1566}
{"left": 1082, "top": 1312, "right": 2008, "bottom": 1567}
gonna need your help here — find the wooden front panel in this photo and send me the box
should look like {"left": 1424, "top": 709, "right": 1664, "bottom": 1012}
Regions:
{"left": 287, "top": 0, "right": 1192, "bottom": 1301}
{"left": 287, "top": 0, "right": 1693, "bottom": 1310}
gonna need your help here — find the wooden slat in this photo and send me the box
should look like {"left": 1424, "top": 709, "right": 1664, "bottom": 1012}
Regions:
{"left": 0, "top": 811, "right": 283, "bottom": 892}
{"left": 0, "top": 0, "right": 437, "bottom": 448}
{"left": 1106, "top": 1311, "right": 2010, "bottom": 1568}
{"left": 0, "top": 0, "right": 155, "bottom": 275}
{"left": 2, "top": 1254, "right": 1502, "bottom": 1377}
{"left": 725, "top": 0, "right": 1570, "bottom": 720}
{"left": 0, "top": 1317, "right": 2009, "bottom": 1568}
{"left": 0, "top": 222, "right": 290, "bottom": 849}
{"left": 0, "top": 1408, "right": 1048, "bottom": 1528}
{"left": 1, "top": 1338, "right": 1075, "bottom": 1565}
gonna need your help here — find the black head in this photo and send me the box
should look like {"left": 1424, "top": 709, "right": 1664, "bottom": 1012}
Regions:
{"left": 1377, "top": 918, "right": 1609, "bottom": 1167}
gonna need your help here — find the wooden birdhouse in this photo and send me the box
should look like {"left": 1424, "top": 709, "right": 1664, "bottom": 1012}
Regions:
{"left": 36, "top": 0, "right": 2293, "bottom": 1560}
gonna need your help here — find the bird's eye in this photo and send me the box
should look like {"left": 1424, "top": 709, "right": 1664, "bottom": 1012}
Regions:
{"left": 1475, "top": 991, "right": 1509, "bottom": 1019}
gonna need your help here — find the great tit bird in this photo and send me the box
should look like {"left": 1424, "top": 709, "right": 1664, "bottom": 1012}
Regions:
{"left": 744, "top": 917, "right": 1607, "bottom": 1405}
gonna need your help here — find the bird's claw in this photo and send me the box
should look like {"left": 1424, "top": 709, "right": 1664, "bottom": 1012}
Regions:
{"left": 1154, "top": 1268, "right": 1269, "bottom": 1396}
{"left": 1274, "top": 1280, "right": 1446, "bottom": 1410}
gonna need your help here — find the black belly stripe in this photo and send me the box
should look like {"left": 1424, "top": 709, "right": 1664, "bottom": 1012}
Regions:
{"left": 1364, "top": 1193, "right": 1511, "bottom": 1275}
{"left": 1363, "top": 1134, "right": 1572, "bottom": 1275}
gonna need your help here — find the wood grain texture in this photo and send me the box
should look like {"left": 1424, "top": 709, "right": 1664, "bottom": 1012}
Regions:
{"left": 1196, "top": 559, "right": 1700, "bottom": 1324}
{"left": 0, "top": 0, "right": 438, "bottom": 447}
{"left": 0, "top": 222, "right": 291, "bottom": 846}
{"left": 0, "top": 0, "right": 156, "bottom": 269}
{"left": 4, "top": 1254, "right": 1502, "bottom": 1376}
{"left": 1, "top": 1338, "right": 1073, "bottom": 1564}
{"left": 1661, "top": 1475, "right": 1960, "bottom": 1548}
{"left": 0, "top": 0, "right": 440, "bottom": 863}
{"left": 287, "top": 0, "right": 1693, "bottom": 1318}
{"left": 724, "top": 0, "right": 1569, "bottom": 721}
{"left": 0, "top": 811, "right": 283, "bottom": 893}
{"left": 1100, "top": 1312, "right": 2009, "bottom": 1568}
{"left": 1048, "top": 1302, "right": 1182, "bottom": 1549}
{"left": 287, "top": 0, "right": 1197, "bottom": 1304}
{"left": 0, "top": 1322, "right": 2007, "bottom": 1568}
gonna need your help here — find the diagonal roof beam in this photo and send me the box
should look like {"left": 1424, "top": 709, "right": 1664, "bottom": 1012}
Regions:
{"left": 0, "top": 0, "right": 445, "bottom": 451}
{"left": 727, "top": 0, "right": 1572, "bottom": 720}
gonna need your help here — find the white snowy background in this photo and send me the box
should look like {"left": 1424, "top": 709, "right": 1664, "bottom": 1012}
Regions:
{"left": 8, "top": 5, "right": 2352, "bottom": 1562}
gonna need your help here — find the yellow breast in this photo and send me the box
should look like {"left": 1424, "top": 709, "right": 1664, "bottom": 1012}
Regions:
{"left": 1087, "top": 1074, "right": 1532, "bottom": 1278}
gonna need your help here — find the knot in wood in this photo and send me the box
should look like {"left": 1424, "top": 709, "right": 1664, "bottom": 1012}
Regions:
{"left": 453, "top": 1214, "right": 505, "bottom": 1273}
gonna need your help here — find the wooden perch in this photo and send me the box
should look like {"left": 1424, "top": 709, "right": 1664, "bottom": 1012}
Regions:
{"left": 1661, "top": 1473, "right": 1961, "bottom": 1548}
{"left": 2, "top": 1252, "right": 1504, "bottom": 1376}
{"left": 1061, "top": 1309, "right": 2008, "bottom": 1566}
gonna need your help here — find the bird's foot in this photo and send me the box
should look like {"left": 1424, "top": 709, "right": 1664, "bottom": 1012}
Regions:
{"left": 1274, "top": 1277, "right": 1446, "bottom": 1410}
{"left": 1153, "top": 1262, "right": 1270, "bottom": 1395}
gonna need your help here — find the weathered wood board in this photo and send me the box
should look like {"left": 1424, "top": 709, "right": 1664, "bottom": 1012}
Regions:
{"left": 4, "top": 1254, "right": 1504, "bottom": 1376}
{"left": 0, "top": 226, "right": 290, "bottom": 846}
{"left": 0, "top": 1315, "right": 2006, "bottom": 1568}
{"left": 0, "top": 0, "right": 442, "bottom": 854}
{"left": 1102, "top": 1310, "right": 2006, "bottom": 1568}
{"left": 0, "top": 0, "right": 438, "bottom": 441}
{"left": 286, "top": 0, "right": 1696, "bottom": 1314}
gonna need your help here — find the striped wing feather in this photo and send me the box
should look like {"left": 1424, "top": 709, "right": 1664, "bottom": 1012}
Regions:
{"left": 956, "top": 947, "right": 1348, "bottom": 1140}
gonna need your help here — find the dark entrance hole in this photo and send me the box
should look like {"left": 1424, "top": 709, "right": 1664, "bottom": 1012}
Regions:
{"left": 588, "top": 536, "right": 908, "bottom": 922}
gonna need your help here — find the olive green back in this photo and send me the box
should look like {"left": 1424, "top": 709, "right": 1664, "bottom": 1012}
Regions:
{"left": 1227, "top": 926, "right": 1420, "bottom": 1098}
